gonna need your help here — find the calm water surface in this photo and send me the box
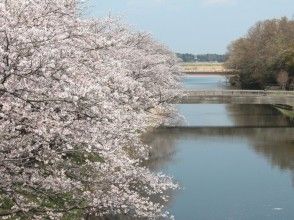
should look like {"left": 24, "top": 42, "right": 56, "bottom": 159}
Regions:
{"left": 146, "top": 75, "right": 294, "bottom": 220}
{"left": 182, "top": 74, "right": 228, "bottom": 90}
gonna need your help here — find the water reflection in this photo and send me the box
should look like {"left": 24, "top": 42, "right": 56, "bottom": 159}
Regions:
{"left": 182, "top": 74, "right": 228, "bottom": 90}
{"left": 251, "top": 134, "right": 294, "bottom": 183}
{"left": 144, "top": 103, "right": 294, "bottom": 220}
{"left": 142, "top": 130, "right": 178, "bottom": 171}
{"left": 147, "top": 127, "right": 294, "bottom": 172}
{"left": 225, "top": 104, "right": 294, "bottom": 186}
{"left": 92, "top": 103, "right": 294, "bottom": 220}
{"left": 226, "top": 104, "right": 293, "bottom": 127}
{"left": 146, "top": 126, "right": 294, "bottom": 220}
{"left": 92, "top": 74, "right": 294, "bottom": 219}
{"left": 147, "top": 74, "right": 294, "bottom": 219}
{"left": 176, "top": 104, "right": 293, "bottom": 127}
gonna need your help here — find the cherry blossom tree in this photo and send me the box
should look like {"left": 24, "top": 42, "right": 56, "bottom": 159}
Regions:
{"left": 0, "top": 0, "right": 181, "bottom": 219}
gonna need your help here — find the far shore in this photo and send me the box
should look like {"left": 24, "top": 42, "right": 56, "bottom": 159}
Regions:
{"left": 181, "top": 62, "right": 234, "bottom": 74}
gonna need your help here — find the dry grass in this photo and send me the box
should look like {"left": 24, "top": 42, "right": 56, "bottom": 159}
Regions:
{"left": 181, "top": 62, "right": 232, "bottom": 73}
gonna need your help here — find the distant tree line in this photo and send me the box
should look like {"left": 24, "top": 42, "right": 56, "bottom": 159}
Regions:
{"left": 196, "top": 54, "right": 228, "bottom": 62}
{"left": 225, "top": 17, "right": 294, "bottom": 90}
{"left": 176, "top": 53, "right": 228, "bottom": 63}
{"left": 176, "top": 53, "right": 195, "bottom": 62}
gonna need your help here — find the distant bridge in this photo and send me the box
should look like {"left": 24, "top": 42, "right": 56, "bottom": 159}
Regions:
{"left": 176, "top": 90, "right": 294, "bottom": 106}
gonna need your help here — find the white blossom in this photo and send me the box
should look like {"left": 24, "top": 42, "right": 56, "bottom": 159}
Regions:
{"left": 0, "top": 0, "right": 182, "bottom": 219}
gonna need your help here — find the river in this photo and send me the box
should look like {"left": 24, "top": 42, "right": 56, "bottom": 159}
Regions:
{"left": 146, "top": 74, "right": 294, "bottom": 220}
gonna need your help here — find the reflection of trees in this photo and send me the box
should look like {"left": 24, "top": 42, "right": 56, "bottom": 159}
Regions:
{"left": 90, "top": 112, "right": 294, "bottom": 219}
{"left": 225, "top": 104, "right": 292, "bottom": 126}
{"left": 142, "top": 128, "right": 179, "bottom": 171}
{"left": 225, "top": 104, "right": 294, "bottom": 186}
{"left": 248, "top": 130, "right": 294, "bottom": 188}
{"left": 142, "top": 128, "right": 181, "bottom": 219}
{"left": 146, "top": 126, "right": 293, "bottom": 181}
{"left": 253, "top": 138, "right": 294, "bottom": 169}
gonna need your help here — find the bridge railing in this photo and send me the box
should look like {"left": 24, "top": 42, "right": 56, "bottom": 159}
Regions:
{"left": 185, "top": 90, "right": 294, "bottom": 97}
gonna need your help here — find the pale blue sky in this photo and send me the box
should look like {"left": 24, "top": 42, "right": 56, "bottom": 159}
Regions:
{"left": 86, "top": 0, "right": 294, "bottom": 54}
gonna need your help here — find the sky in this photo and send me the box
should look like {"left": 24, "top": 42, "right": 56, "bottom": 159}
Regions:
{"left": 86, "top": 0, "right": 294, "bottom": 54}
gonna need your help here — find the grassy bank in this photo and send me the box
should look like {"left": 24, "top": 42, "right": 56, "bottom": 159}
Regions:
{"left": 274, "top": 105, "right": 294, "bottom": 120}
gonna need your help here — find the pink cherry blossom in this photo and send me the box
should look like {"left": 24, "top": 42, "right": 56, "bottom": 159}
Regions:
{"left": 0, "top": 0, "right": 182, "bottom": 219}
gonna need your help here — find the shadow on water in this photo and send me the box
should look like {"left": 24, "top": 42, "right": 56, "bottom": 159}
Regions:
{"left": 225, "top": 104, "right": 293, "bottom": 127}
{"left": 144, "top": 104, "right": 294, "bottom": 220}
{"left": 149, "top": 127, "right": 294, "bottom": 172}
{"left": 156, "top": 103, "right": 294, "bottom": 176}
{"left": 145, "top": 127, "right": 294, "bottom": 220}
{"left": 174, "top": 104, "right": 294, "bottom": 128}
{"left": 225, "top": 104, "right": 294, "bottom": 187}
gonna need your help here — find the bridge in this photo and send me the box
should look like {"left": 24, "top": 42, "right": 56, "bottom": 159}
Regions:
{"left": 176, "top": 90, "right": 294, "bottom": 107}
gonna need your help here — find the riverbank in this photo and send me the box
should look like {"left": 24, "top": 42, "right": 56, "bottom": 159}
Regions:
{"left": 274, "top": 105, "right": 294, "bottom": 120}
